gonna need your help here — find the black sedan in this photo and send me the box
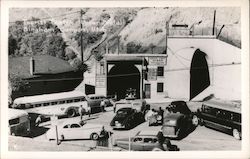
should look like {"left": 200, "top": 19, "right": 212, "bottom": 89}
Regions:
{"left": 110, "top": 107, "right": 144, "bottom": 130}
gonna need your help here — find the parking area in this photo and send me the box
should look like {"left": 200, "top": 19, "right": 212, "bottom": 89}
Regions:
{"left": 28, "top": 103, "right": 241, "bottom": 151}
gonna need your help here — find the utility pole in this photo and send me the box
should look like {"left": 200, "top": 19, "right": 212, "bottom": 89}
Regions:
{"left": 80, "top": 9, "right": 84, "bottom": 62}
{"left": 165, "top": 15, "right": 172, "bottom": 55}
{"left": 212, "top": 10, "right": 216, "bottom": 36}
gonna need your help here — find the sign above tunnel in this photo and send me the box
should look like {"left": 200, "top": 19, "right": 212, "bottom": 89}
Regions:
{"left": 148, "top": 57, "right": 167, "bottom": 66}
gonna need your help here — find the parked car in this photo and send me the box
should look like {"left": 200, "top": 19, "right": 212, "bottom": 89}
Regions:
{"left": 110, "top": 107, "right": 145, "bottom": 130}
{"left": 162, "top": 101, "right": 198, "bottom": 139}
{"left": 114, "top": 99, "right": 149, "bottom": 115}
{"left": 196, "top": 99, "right": 241, "bottom": 140}
{"left": 86, "top": 94, "right": 111, "bottom": 112}
{"left": 114, "top": 130, "right": 179, "bottom": 151}
{"left": 46, "top": 120, "right": 103, "bottom": 141}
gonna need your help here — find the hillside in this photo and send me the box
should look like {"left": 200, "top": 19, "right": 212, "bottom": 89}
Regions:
{"left": 9, "top": 7, "right": 241, "bottom": 63}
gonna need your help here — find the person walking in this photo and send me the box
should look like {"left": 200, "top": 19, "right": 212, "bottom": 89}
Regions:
{"left": 78, "top": 105, "right": 84, "bottom": 120}
{"left": 35, "top": 115, "right": 42, "bottom": 127}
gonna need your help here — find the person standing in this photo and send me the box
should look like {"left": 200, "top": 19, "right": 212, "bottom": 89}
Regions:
{"left": 158, "top": 107, "right": 164, "bottom": 124}
{"left": 35, "top": 115, "right": 42, "bottom": 127}
{"left": 78, "top": 105, "right": 84, "bottom": 120}
{"left": 100, "top": 100, "right": 106, "bottom": 112}
{"left": 87, "top": 104, "right": 91, "bottom": 117}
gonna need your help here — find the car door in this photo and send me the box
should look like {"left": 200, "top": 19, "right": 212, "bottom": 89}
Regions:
{"left": 63, "top": 123, "right": 82, "bottom": 140}
{"left": 131, "top": 137, "right": 144, "bottom": 151}
{"left": 143, "top": 137, "right": 159, "bottom": 151}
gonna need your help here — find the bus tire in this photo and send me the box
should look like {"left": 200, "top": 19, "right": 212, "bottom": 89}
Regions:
{"left": 67, "top": 109, "right": 76, "bottom": 118}
{"left": 232, "top": 129, "right": 241, "bottom": 140}
{"left": 90, "top": 133, "right": 99, "bottom": 140}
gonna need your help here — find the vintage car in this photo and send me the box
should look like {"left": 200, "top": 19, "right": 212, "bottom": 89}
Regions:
{"left": 162, "top": 101, "right": 198, "bottom": 139}
{"left": 110, "top": 107, "right": 145, "bottom": 130}
{"left": 114, "top": 130, "right": 179, "bottom": 151}
{"left": 148, "top": 113, "right": 163, "bottom": 126}
{"left": 46, "top": 120, "right": 103, "bottom": 141}
{"left": 114, "top": 99, "right": 150, "bottom": 115}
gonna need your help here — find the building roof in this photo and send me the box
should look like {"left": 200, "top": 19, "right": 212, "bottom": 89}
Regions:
{"left": 9, "top": 55, "right": 75, "bottom": 78}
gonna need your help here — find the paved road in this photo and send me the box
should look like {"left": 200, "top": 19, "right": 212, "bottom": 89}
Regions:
{"left": 33, "top": 105, "right": 241, "bottom": 151}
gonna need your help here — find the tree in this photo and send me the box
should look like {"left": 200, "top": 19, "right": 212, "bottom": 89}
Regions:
{"left": 42, "top": 34, "right": 66, "bottom": 59}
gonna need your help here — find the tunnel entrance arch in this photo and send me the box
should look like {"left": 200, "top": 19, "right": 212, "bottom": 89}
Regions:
{"left": 107, "top": 63, "right": 140, "bottom": 100}
{"left": 190, "top": 49, "right": 210, "bottom": 100}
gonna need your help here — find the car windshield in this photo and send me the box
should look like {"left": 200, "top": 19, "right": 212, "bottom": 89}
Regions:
{"left": 165, "top": 120, "right": 177, "bottom": 126}
{"left": 116, "top": 109, "right": 130, "bottom": 117}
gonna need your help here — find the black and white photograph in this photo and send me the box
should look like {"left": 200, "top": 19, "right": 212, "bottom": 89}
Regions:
{"left": 1, "top": 0, "right": 249, "bottom": 158}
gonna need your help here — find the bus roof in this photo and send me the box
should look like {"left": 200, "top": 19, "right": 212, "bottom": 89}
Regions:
{"left": 202, "top": 99, "right": 241, "bottom": 113}
{"left": 13, "top": 91, "right": 86, "bottom": 104}
{"left": 9, "top": 108, "right": 28, "bottom": 120}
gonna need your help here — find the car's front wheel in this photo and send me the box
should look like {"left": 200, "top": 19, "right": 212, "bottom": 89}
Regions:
{"left": 152, "top": 147, "right": 163, "bottom": 151}
{"left": 90, "top": 133, "right": 99, "bottom": 140}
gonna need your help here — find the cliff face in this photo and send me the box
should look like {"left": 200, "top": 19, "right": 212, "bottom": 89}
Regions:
{"left": 9, "top": 7, "right": 241, "bottom": 60}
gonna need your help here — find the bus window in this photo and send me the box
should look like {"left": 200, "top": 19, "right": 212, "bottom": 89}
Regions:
{"left": 51, "top": 102, "right": 58, "bottom": 105}
{"left": 43, "top": 103, "right": 50, "bottom": 106}
{"left": 67, "top": 100, "right": 73, "bottom": 103}
{"left": 35, "top": 104, "right": 41, "bottom": 107}
{"left": 74, "top": 99, "right": 80, "bottom": 102}
{"left": 232, "top": 113, "right": 241, "bottom": 122}
{"left": 81, "top": 98, "right": 86, "bottom": 101}
{"left": 59, "top": 101, "right": 65, "bottom": 104}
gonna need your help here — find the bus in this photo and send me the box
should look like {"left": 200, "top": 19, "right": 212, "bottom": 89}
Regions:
{"left": 9, "top": 108, "right": 30, "bottom": 136}
{"left": 197, "top": 99, "right": 241, "bottom": 140}
{"left": 12, "top": 91, "right": 88, "bottom": 120}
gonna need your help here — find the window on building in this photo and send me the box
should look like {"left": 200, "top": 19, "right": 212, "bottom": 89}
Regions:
{"left": 157, "top": 67, "right": 164, "bottom": 76}
{"left": 157, "top": 83, "right": 164, "bottom": 92}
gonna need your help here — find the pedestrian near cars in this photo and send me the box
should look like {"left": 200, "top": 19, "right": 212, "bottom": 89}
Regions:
{"left": 98, "top": 126, "right": 109, "bottom": 147}
{"left": 78, "top": 105, "right": 84, "bottom": 120}
{"left": 87, "top": 104, "right": 91, "bottom": 117}
{"left": 158, "top": 107, "right": 164, "bottom": 123}
{"left": 100, "top": 100, "right": 106, "bottom": 112}
{"left": 35, "top": 115, "right": 42, "bottom": 127}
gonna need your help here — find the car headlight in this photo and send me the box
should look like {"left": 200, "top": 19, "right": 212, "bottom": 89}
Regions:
{"left": 60, "top": 108, "right": 65, "bottom": 111}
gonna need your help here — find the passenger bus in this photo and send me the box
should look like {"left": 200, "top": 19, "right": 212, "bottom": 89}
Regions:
{"left": 197, "top": 99, "right": 241, "bottom": 140}
{"left": 12, "top": 91, "right": 88, "bottom": 120}
{"left": 9, "top": 108, "right": 30, "bottom": 136}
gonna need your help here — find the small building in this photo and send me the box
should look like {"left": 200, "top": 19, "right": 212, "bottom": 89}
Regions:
{"left": 84, "top": 54, "right": 168, "bottom": 100}
{"left": 9, "top": 55, "right": 83, "bottom": 100}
